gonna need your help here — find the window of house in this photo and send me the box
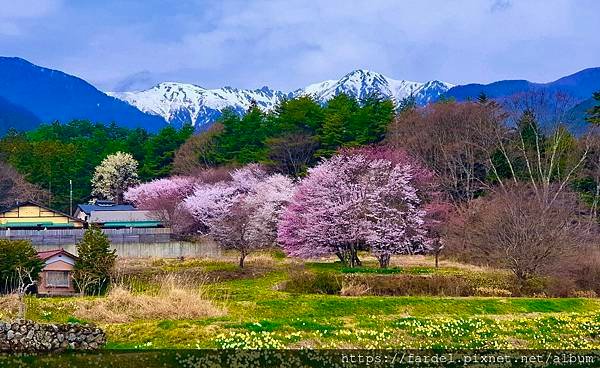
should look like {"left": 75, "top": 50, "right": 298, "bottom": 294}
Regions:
{"left": 46, "top": 271, "right": 70, "bottom": 287}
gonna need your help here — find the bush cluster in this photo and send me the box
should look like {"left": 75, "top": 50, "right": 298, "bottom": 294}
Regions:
{"left": 283, "top": 268, "right": 600, "bottom": 298}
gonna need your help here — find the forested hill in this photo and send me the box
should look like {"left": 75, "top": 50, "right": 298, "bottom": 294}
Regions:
{"left": 0, "top": 96, "right": 40, "bottom": 135}
{"left": 0, "top": 121, "right": 193, "bottom": 212}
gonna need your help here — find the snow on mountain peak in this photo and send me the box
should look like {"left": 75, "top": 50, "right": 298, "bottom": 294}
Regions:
{"left": 296, "top": 69, "right": 454, "bottom": 105}
{"left": 108, "top": 71, "right": 454, "bottom": 128}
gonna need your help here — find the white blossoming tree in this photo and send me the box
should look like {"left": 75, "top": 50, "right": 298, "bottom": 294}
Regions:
{"left": 91, "top": 152, "right": 140, "bottom": 204}
{"left": 185, "top": 165, "right": 295, "bottom": 268}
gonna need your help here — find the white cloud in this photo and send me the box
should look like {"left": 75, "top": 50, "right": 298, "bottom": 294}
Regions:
{"left": 0, "top": 0, "right": 63, "bottom": 36}
{"left": 1, "top": 0, "right": 599, "bottom": 91}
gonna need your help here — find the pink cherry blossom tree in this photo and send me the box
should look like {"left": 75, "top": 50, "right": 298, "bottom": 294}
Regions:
{"left": 124, "top": 176, "right": 197, "bottom": 235}
{"left": 184, "top": 165, "right": 294, "bottom": 268}
{"left": 278, "top": 147, "right": 434, "bottom": 268}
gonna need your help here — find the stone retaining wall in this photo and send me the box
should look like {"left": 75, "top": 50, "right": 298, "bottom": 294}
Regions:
{"left": 0, "top": 320, "right": 105, "bottom": 352}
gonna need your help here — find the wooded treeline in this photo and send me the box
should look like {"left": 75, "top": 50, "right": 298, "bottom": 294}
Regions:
{"left": 0, "top": 121, "right": 193, "bottom": 212}
{"left": 0, "top": 90, "right": 598, "bottom": 223}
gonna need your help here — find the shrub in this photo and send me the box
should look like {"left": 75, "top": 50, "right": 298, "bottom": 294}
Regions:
{"left": 474, "top": 287, "right": 512, "bottom": 297}
{"left": 284, "top": 269, "right": 342, "bottom": 294}
{"left": 341, "top": 267, "right": 404, "bottom": 275}
{"left": 519, "top": 277, "right": 550, "bottom": 297}
{"left": 0, "top": 294, "right": 19, "bottom": 319}
{"left": 363, "top": 275, "right": 475, "bottom": 297}
{"left": 282, "top": 267, "right": 590, "bottom": 297}
{"left": 570, "top": 249, "right": 600, "bottom": 295}
{"left": 447, "top": 185, "right": 592, "bottom": 287}
{"left": 0, "top": 239, "right": 44, "bottom": 294}
{"left": 570, "top": 290, "right": 598, "bottom": 298}
{"left": 340, "top": 279, "right": 371, "bottom": 297}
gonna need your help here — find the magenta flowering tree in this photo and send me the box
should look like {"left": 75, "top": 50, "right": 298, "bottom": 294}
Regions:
{"left": 124, "top": 176, "right": 196, "bottom": 235}
{"left": 184, "top": 165, "right": 294, "bottom": 268}
{"left": 278, "top": 147, "right": 433, "bottom": 268}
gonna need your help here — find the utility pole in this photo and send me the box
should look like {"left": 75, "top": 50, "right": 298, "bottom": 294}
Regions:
{"left": 69, "top": 179, "right": 73, "bottom": 216}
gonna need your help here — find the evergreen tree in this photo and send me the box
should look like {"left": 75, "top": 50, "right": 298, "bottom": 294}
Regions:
{"left": 477, "top": 92, "right": 489, "bottom": 104}
{"left": 316, "top": 114, "right": 345, "bottom": 157}
{"left": 140, "top": 124, "right": 194, "bottom": 179}
{"left": 272, "top": 96, "right": 324, "bottom": 134}
{"left": 437, "top": 95, "right": 456, "bottom": 104}
{"left": 73, "top": 226, "right": 117, "bottom": 295}
{"left": 0, "top": 240, "right": 44, "bottom": 294}
{"left": 517, "top": 109, "right": 544, "bottom": 152}
{"left": 0, "top": 121, "right": 192, "bottom": 211}
{"left": 397, "top": 94, "right": 417, "bottom": 113}
{"left": 586, "top": 91, "right": 600, "bottom": 125}
{"left": 356, "top": 93, "right": 394, "bottom": 144}
{"left": 211, "top": 107, "right": 269, "bottom": 165}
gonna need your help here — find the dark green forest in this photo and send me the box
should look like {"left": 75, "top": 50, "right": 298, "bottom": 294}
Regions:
{"left": 0, "top": 121, "right": 193, "bottom": 212}
{"left": 187, "top": 93, "right": 395, "bottom": 176}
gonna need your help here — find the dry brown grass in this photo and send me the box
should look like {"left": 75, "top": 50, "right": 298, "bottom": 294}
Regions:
{"left": 388, "top": 255, "right": 502, "bottom": 273}
{"left": 340, "top": 280, "right": 370, "bottom": 297}
{"left": 74, "top": 275, "right": 225, "bottom": 323}
{"left": 245, "top": 254, "right": 278, "bottom": 267}
{"left": 0, "top": 294, "right": 19, "bottom": 319}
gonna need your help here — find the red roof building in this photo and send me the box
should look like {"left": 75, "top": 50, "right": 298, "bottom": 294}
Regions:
{"left": 37, "top": 249, "right": 78, "bottom": 296}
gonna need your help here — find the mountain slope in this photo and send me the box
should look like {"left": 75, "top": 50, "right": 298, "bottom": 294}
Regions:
{"left": 566, "top": 97, "right": 597, "bottom": 135}
{"left": 444, "top": 68, "right": 600, "bottom": 134}
{"left": 445, "top": 68, "right": 600, "bottom": 101}
{"left": 109, "top": 83, "right": 288, "bottom": 128}
{"left": 0, "top": 96, "right": 41, "bottom": 135}
{"left": 0, "top": 57, "right": 167, "bottom": 132}
{"left": 111, "top": 69, "right": 454, "bottom": 128}
{"left": 295, "top": 69, "right": 453, "bottom": 105}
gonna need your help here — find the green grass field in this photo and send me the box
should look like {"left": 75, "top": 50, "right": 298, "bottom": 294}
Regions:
{"left": 11, "top": 253, "right": 600, "bottom": 350}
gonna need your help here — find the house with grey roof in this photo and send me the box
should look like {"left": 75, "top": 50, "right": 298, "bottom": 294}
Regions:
{"left": 74, "top": 200, "right": 163, "bottom": 229}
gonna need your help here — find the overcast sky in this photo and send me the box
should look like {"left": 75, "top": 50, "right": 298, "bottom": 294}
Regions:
{"left": 1, "top": 0, "right": 599, "bottom": 92}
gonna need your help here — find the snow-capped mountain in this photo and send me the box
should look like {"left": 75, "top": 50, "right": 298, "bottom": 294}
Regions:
{"left": 109, "top": 70, "right": 454, "bottom": 128}
{"left": 296, "top": 69, "right": 453, "bottom": 105}
{"left": 108, "top": 83, "right": 288, "bottom": 128}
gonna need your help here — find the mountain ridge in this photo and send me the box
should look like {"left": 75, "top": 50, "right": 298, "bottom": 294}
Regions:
{"left": 444, "top": 67, "right": 600, "bottom": 101}
{"left": 109, "top": 69, "right": 455, "bottom": 128}
{"left": 0, "top": 57, "right": 598, "bottom": 134}
{"left": 0, "top": 57, "right": 167, "bottom": 132}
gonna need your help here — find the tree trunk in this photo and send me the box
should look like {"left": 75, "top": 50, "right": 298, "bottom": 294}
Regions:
{"left": 18, "top": 295, "right": 25, "bottom": 319}
{"left": 336, "top": 248, "right": 353, "bottom": 267}
{"left": 435, "top": 252, "right": 439, "bottom": 268}
{"left": 378, "top": 254, "right": 390, "bottom": 269}
{"left": 239, "top": 253, "right": 246, "bottom": 268}
{"left": 335, "top": 251, "right": 345, "bottom": 264}
{"left": 352, "top": 251, "right": 362, "bottom": 267}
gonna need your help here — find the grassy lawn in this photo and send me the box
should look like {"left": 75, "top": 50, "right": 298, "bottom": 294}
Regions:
{"left": 12, "top": 253, "right": 600, "bottom": 350}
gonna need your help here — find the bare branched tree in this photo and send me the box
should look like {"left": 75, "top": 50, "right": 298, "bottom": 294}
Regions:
{"left": 490, "top": 90, "right": 588, "bottom": 206}
{"left": 266, "top": 132, "right": 318, "bottom": 177}
{"left": 0, "top": 161, "right": 49, "bottom": 208}
{"left": 71, "top": 270, "right": 100, "bottom": 297}
{"left": 387, "top": 101, "right": 506, "bottom": 203}
{"left": 447, "top": 184, "right": 594, "bottom": 285}
{"left": 15, "top": 266, "right": 37, "bottom": 318}
{"left": 172, "top": 123, "right": 224, "bottom": 175}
